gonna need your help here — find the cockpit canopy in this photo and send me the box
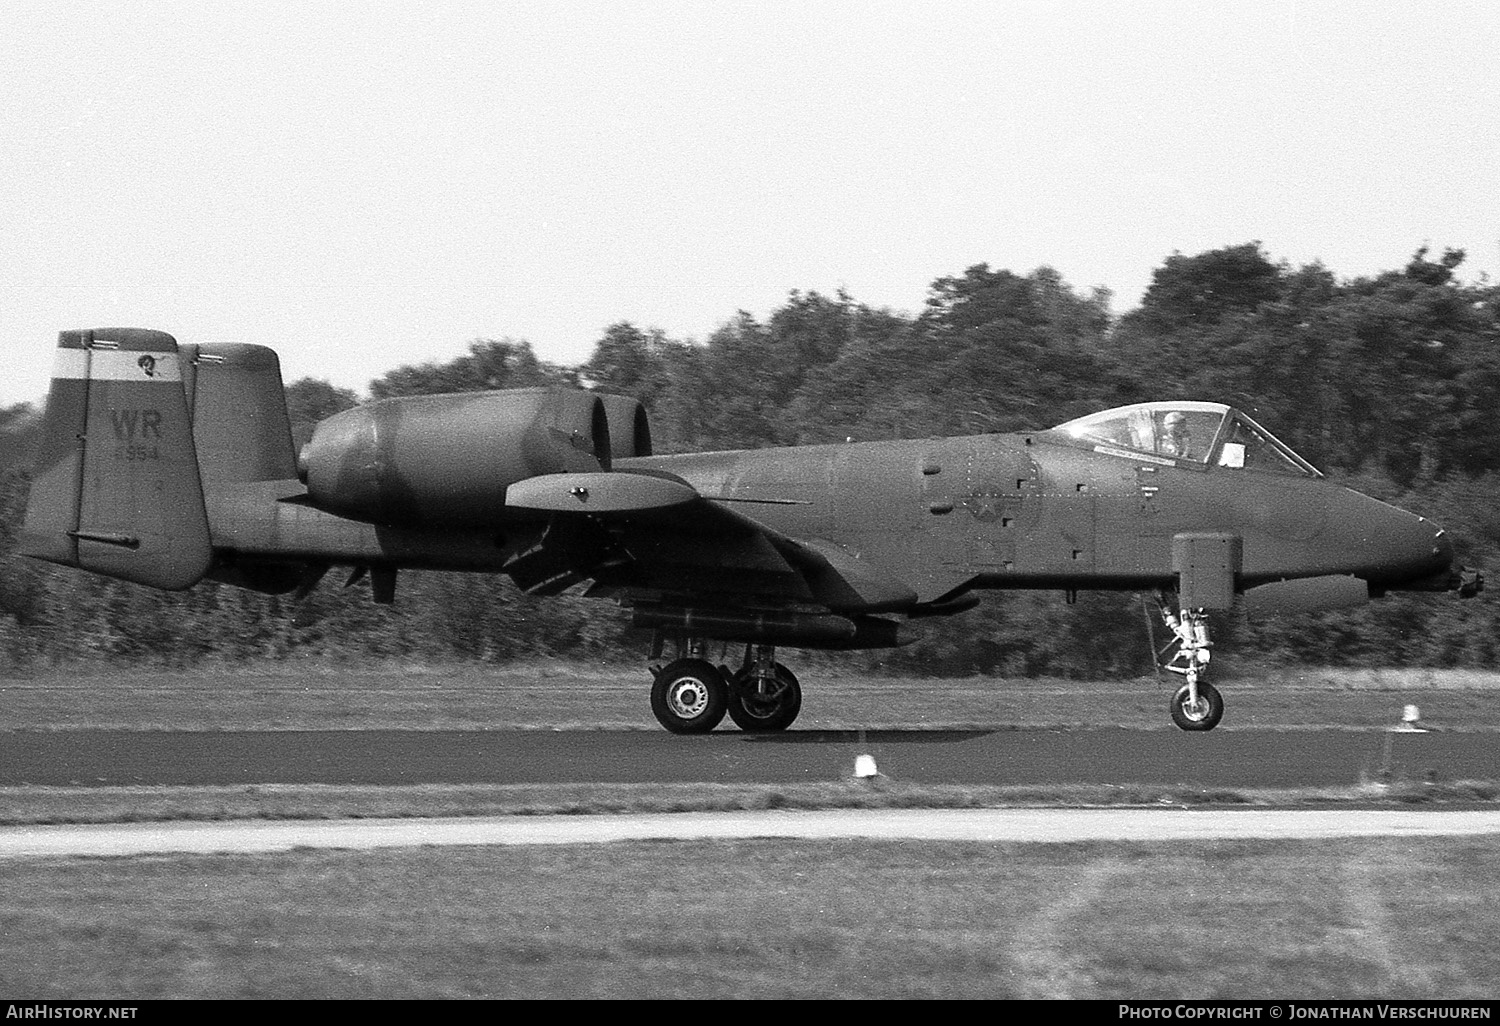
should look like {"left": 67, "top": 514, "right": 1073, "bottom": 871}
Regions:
{"left": 1051, "top": 401, "right": 1321, "bottom": 477}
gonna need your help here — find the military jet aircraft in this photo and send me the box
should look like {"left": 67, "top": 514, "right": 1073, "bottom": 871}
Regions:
{"left": 18, "top": 329, "right": 1482, "bottom": 733}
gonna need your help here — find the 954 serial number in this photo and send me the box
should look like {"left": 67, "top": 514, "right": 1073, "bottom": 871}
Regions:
{"left": 114, "top": 443, "right": 161, "bottom": 462}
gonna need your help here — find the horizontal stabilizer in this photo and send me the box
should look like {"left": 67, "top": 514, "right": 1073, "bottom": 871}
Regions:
{"left": 505, "top": 471, "right": 699, "bottom": 513}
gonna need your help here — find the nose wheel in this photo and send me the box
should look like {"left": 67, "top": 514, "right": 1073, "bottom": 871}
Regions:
{"left": 1170, "top": 680, "right": 1223, "bottom": 731}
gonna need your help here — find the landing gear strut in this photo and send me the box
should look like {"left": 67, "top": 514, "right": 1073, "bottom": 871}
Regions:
{"left": 648, "top": 637, "right": 802, "bottom": 733}
{"left": 1156, "top": 597, "right": 1224, "bottom": 731}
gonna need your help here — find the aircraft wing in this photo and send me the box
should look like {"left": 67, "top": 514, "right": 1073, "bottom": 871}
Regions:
{"left": 502, "top": 471, "right": 917, "bottom": 613}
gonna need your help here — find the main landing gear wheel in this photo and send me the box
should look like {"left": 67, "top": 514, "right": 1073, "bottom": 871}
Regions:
{"left": 1170, "top": 680, "right": 1223, "bottom": 731}
{"left": 727, "top": 663, "right": 802, "bottom": 733}
{"left": 650, "top": 658, "right": 728, "bottom": 734}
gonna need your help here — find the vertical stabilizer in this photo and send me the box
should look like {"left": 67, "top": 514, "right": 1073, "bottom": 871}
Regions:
{"left": 18, "top": 328, "right": 212, "bottom": 589}
{"left": 179, "top": 342, "right": 298, "bottom": 487}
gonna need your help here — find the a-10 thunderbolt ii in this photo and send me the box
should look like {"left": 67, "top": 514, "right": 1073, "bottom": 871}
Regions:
{"left": 18, "top": 329, "right": 1483, "bottom": 733}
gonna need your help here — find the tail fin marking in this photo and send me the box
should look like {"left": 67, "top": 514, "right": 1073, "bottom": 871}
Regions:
{"left": 18, "top": 328, "right": 212, "bottom": 590}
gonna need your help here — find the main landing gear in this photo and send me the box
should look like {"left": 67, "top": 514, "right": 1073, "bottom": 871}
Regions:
{"left": 649, "top": 639, "right": 803, "bottom": 734}
{"left": 1156, "top": 596, "right": 1224, "bottom": 731}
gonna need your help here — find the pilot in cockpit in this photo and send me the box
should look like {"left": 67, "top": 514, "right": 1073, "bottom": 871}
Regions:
{"left": 1160, "top": 411, "right": 1190, "bottom": 458}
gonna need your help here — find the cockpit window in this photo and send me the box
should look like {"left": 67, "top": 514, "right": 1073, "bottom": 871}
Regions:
{"left": 1054, "top": 404, "right": 1225, "bottom": 464}
{"left": 1216, "top": 413, "right": 1321, "bottom": 477}
{"left": 1052, "top": 402, "right": 1322, "bottom": 477}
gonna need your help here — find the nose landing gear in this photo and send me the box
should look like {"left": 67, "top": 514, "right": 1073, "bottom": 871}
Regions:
{"left": 1157, "top": 598, "right": 1224, "bottom": 731}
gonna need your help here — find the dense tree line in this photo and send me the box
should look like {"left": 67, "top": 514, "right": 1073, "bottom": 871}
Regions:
{"left": 2, "top": 242, "right": 1498, "bottom": 677}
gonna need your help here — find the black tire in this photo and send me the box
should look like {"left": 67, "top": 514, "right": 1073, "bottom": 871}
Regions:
{"left": 650, "top": 658, "right": 728, "bottom": 734}
{"left": 1170, "top": 680, "right": 1223, "bottom": 731}
{"left": 726, "top": 664, "right": 802, "bottom": 733}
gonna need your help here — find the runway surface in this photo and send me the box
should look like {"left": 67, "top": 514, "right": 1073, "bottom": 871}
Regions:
{"left": 0, "top": 727, "right": 1493, "bottom": 787}
{"left": 4, "top": 808, "right": 1500, "bottom": 860}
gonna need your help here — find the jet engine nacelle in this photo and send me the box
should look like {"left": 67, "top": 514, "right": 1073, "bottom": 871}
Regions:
{"left": 299, "top": 387, "right": 623, "bottom": 527}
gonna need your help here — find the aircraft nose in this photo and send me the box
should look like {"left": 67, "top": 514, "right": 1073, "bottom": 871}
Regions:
{"left": 1348, "top": 492, "right": 1453, "bottom": 589}
{"left": 1418, "top": 521, "right": 1456, "bottom": 578}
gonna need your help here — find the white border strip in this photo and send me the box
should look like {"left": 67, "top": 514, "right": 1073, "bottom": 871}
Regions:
{"left": 50, "top": 348, "right": 183, "bottom": 383}
{"left": 4, "top": 809, "right": 1500, "bottom": 858}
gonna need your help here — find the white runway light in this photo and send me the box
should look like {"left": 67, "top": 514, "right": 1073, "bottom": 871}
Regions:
{"left": 1392, "top": 704, "right": 1428, "bottom": 733}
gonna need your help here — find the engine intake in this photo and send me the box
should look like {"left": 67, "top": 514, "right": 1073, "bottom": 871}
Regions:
{"left": 299, "top": 388, "right": 611, "bottom": 526}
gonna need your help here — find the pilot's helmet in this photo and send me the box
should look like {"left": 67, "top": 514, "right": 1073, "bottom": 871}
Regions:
{"left": 1164, "top": 412, "right": 1187, "bottom": 431}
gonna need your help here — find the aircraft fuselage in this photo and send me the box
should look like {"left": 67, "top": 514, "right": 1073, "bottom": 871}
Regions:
{"left": 637, "top": 430, "right": 1453, "bottom": 605}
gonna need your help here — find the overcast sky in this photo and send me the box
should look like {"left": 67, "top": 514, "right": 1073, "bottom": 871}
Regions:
{"left": 2, "top": 1, "right": 1496, "bottom": 407}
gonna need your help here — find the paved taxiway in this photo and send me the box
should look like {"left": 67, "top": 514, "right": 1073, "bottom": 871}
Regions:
{"left": 3, "top": 727, "right": 1496, "bottom": 859}
{"left": 3, "top": 727, "right": 1493, "bottom": 786}
{"left": 4, "top": 808, "right": 1500, "bottom": 860}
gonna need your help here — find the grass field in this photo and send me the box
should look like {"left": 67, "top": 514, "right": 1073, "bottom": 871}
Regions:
{"left": 1, "top": 662, "right": 1497, "bottom": 999}
{"left": 2, "top": 835, "right": 1496, "bottom": 999}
